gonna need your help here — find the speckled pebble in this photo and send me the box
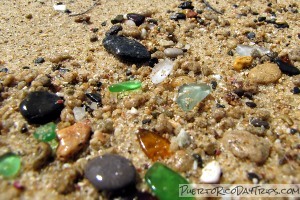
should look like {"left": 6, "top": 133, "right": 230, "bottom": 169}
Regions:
{"left": 221, "top": 130, "right": 270, "bottom": 164}
{"left": 164, "top": 48, "right": 184, "bottom": 58}
{"left": 248, "top": 62, "right": 282, "bottom": 84}
{"left": 84, "top": 154, "right": 136, "bottom": 191}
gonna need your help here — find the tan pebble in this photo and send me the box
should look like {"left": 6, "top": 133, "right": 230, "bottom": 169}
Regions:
{"left": 171, "top": 76, "right": 194, "bottom": 87}
{"left": 221, "top": 130, "right": 270, "bottom": 164}
{"left": 233, "top": 56, "right": 253, "bottom": 71}
{"left": 57, "top": 122, "right": 91, "bottom": 161}
{"left": 168, "top": 150, "right": 193, "bottom": 172}
{"left": 248, "top": 62, "right": 282, "bottom": 84}
{"left": 48, "top": 53, "right": 73, "bottom": 63}
{"left": 121, "top": 24, "right": 141, "bottom": 38}
{"left": 185, "top": 9, "right": 197, "bottom": 18}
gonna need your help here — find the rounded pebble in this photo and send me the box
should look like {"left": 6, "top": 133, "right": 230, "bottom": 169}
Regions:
{"left": 164, "top": 48, "right": 184, "bottom": 58}
{"left": 233, "top": 56, "right": 253, "bottom": 71}
{"left": 200, "top": 161, "right": 222, "bottom": 183}
{"left": 84, "top": 154, "right": 136, "bottom": 191}
{"left": 248, "top": 62, "right": 282, "bottom": 84}
{"left": 19, "top": 91, "right": 64, "bottom": 124}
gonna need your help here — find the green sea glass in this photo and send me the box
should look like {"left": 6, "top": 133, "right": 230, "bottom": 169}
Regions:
{"left": 34, "top": 122, "right": 57, "bottom": 142}
{"left": 0, "top": 153, "right": 21, "bottom": 178}
{"left": 145, "top": 162, "right": 194, "bottom": 200}
{"left": 176, "top": 83, "right": 211, "bottom": 111}
{"left": 108, "top": 80, "right": 142, "bottom": 92}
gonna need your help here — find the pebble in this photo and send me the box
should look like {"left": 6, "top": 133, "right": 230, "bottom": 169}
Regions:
{"left": 48, "top": 53, "right": 73, "bottom": 63}
{"left": 19, "top": 91, "right": 64, "bottom": 124}
{"left": 126, "top": 13, "right": 145, "bottom": 26}
{"left": 246, "top": 32, "right": 256, "bottom": 39}
{"left": 274, "top": 58, "right": 300, "bottom": 76}
{"left": 178, "top": 1, "right": 194, "bottom": 9}
{"left": 233, "top": 56, "right": 253, "bottom": 71}
{"left": 292, "top": 87, "right": 300, "bottom": 94}
{"left": 121, "top": 24, "right": 141, "bottom": 38}
{"left": 174, "top": 129, "right": 191, "bottom": 148}
{"left": 150, "top": 59, "right": 174, "bottom": 84}
{"left": 84, "top": 154, "right": 136, "bottom": 191}
{"left": 176, "top": 83, "right": 211, "bottom": 111}
{"left": 148, "top": 57, "right": 159, "bottom": 68}
{"left": 221, "top": 130, "right": 270, "bottom": 164}
{"left": 250, "top": 118, "right": 270, "bottom": 129}
{"left": 0, "top": 153, "right": 21, "bottom": 178}
{"left": 105, "top": 25, "right": 122, "bottom": 36}
{"left": 245, "top": 101, "right": 257, "bottom": 108}
{"left": 74, "top": 15, "right": 90, "bottom": 23}
{"left": 86, "top": 93, "right": 102, "bottom": 104}
{"left": 200, "top": 161, "right": 222, "bottom": 183}
{"left": 90, "top": 35, "right": 98, "bottom": 42}
{"left": 145, "top": 162, "right": 193, "bottom": 200}
{"left": 248, "top": 62, "right": 282, "bottom": 84}
{"left": 56, "top": 122, "right": 91, "bottom": 161}
{"left": 164, "top": 48, "right": 184, "bottom": 58}
{"left": 102, "top": 35, "right": 150, "bottom": 63}
{"left": 170, "top": 13, "right": 186, "bottom": 21}
{"left": 111, "top": 15, "right": 124, "bottom": 24}
{"left": 33, "top": 122, "right": 57, "bottom": 142}
{"left": 247, "top": 172, "right": 261, "bottom": 183}
{"left": 185, "top": 10, "right": 198, "bottom": 18}
{"left": 34, "top": 57, "right": 45, "bottom": 64}
{"left": 108, "top": 80, "right": 142, "bottom": 92}
{"left": 137, "top": 129, "right": 171, "bottom": 161}
{"left": 171, "top": 76, "right": 194, "bottom": 88}
{"left": 73, "top": 106, "right": 86, "bottom": 121}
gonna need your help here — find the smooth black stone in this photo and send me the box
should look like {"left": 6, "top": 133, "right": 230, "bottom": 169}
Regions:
{"left": 178, "top": 1, "right": 194, "bottom": 9}
{"left": 247, "top": 172, "right": 261, "bottom": 183}
{"left": 103, "top": 35, "right": 150, "bottom": 63}
{"left": 111, "top": 15, "right": 124, "bottom": 24}
{"left": 106, "top": 25, "right": 123, "bottom": 36}
{"left": 148, "top": 57, "right": 158, "bottom": 68}
{"left": 211, "top": 81, "right": 217, "bottom": 90}
{"left": 274, "top": 58, "right": 300, "bottom": 76}
{"left": 86, "top": 93, "right": 102, "bottom": 103}
{"left": 84, "top": 154, "right": 136, "bottom": 191}
{"left": 258, "top": 16, "right": 266, "bottom": 22}
{"left": 233, "top": 88, "right": 245, "bottom": 97}
{"left": 0, "top": 68, "right": 8, "bottom": 73}
{"left": 34, "top": 57, "right": 45, "bottom": 64}
{"left": 244, "top": 92, "right": 253, "bottom": 100}
{"left": 292, "top": 87, "right": 300, "bottom": 94}
{"left": 245, "top": 101, "right": 257, "bottom": 108}
{"left": 19, "top": 91, "right": 64, "bottom": 124}
{"left": 170, "top": 13, "right": 186, "bottom": 21}
{"left": 290, "top": 128, "right": 298, "bottom": 134}
{"left": 127, "top": 13, "right": 145, "bottom": 26}
{"left": 274, "top": 23, "right": 289, "bottom": 28}
{"left": 246, "top": 32, "right": 256, "bottom": 39}
{"left": 250, "top": 119, "right": 270, "bottom": 129}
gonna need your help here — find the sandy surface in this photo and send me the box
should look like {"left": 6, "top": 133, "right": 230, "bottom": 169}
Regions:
{"left": 0, "top": 0, "right": 299, "bottom": 199}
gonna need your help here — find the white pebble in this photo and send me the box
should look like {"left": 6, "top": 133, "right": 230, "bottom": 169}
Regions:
{"left": 127, "top": 107, "right": 138, "bottom": 115}
{"left": 73, "top": 106, "right": 86, "bottom": 121}
{"left": 141, "top": 28, "right": 147, "bottom": 39}
{"left": 177, "top": 129, "right": 191, "bottom": 148}
{"left": 124, "top": 20, "right": 136, "bottom": 27}
{"left": 236, "top": 44, "right": 270, "bottom": 56}
{"left": 150, "top": 59, "right": 174, "bottom": 84}
{"left": 164, "top": 48, "right": 184, "bottom": 58}
{"left": 89, "top": 102, "right": 98, "bottom": 110}
{"left": 53, "top": 4, "right": 67, "bottom": 12}
{"left": 200, "top": 161, "right": 222, "bottom": 183}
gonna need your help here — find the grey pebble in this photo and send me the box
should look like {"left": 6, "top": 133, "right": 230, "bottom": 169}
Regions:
{"left": 164, "top": 48, "right": 184, "bottom": 58}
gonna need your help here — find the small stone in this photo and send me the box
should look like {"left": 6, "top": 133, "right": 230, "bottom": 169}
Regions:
{"left": 105, "top": 25, "right": 123, "bottom": 36}
{"left": 25, "top": 14, "right": 33, "bottom": 19}
{"left": 221, "top": 130, "right": 270, "bottom": 164}
{"left": 150, "top": 59, "right": 174, "bottom": 84}
{"left": 233, "top": 56, "right": 253, "bottom": 71}
{"left": 178, "top": 1, "right": 194, "bottom": 9}
{"left": 250, "top": 118, "right": 270, "bottom": 129}
{"left": 126, "top": 13, "right": 145, "bottom": 26}
{"left": 84, "top": 154, "right": 136, "bottom": 191}
{"left": 56, "top": 122, "right": 91, "bottom": 161}
{"left": 86, "top": 93, "right": 102, "bottom": 104}
{"left": 0, "top": 153, "right": 21, "bottom": 178}
{"left": 53, "top": 4, "right": 67, "bottom": 12}
{"left": 258, "top": 16, "right": 266, "bottom": 22}
{"left": 175, "top": 129, "right": 191, "bottom": 148}
{"left": 19, "top": 91, "right": 64, "bottom": 124}
{"left": 248, "top": 62, "right": 282, "bottom": 84}
{"left": 192, "top": 154, "right": 203, "bottom": 168}
{"left": 274, "top": 22, "right": 289, "bottom": 28}
{"left": 164, "top": 48, "right": 184, "bottom": 58}
{"left": 74, "top": 15, "right": 90, "bottom": 23}
{"left": 73, "top": 107, "right": 86, "bottom": 121}
{"left": 48, "top": 53, "right": 73, "bottom": 63}
{"left": 103, "top": 35, "right": 150, "bottom": 63}
{"left": 176, "top": 83, "right": 211, "bottom": 111}
{"left": 247, "top": 172, "right": 261, "bottom": 183}
{"left": 170, "top": 150, "right": 193, "bottom": 172}
{"left": 274, "top": 58, "right": 300, "bottom": 76}
{"left": 145, "top": 162, "right": 194, "bottom": 200}
{"left": 292, "top": 87, "right": 300, "bottom": 94}
{"left": 148, "top": 57, "right": 159, "bottom": 68}
{"left": 111, "top": 15, "right": 124, "bottom": 24}
{"left": 109, "top": 80, "right": 141, "bottom": 92}
{"left": 246, "top": 32, "right": 256, "bottom": 39}
{"left": 170, "top": 13, "right": 186, "bottom": 21}
{"left": 0, "top": 68, "right": 8, "bottom": 73}
{"left": 171, "top": 76, "right": 194, "bottom": 88}
{"left": 137, "top": 129, "right": 171, "bottom": 161}
{"left": 90, "top": 35, "right": 98, "bottom": 42}
{"left": 245, "top": 101, "right": 257, "bottom": 108}
{"left": 34, "top": 57, "right": 45, "bottom": 64}
{"left": 200, "top": 161, "right": 222, "bottom": 183}
{"left": 34, "top": 122, "right": 57, "bottom": 142}
{"left": 185, "top": 10, "right": 198, "bottom": 18}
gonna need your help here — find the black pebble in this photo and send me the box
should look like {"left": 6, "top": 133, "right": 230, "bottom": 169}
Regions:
{"left": 34, "top": 57, "right": 45, "bottom": 64}
{"left": 103, "top": 35, "right": 150, "bottom": 63}
{"left": 258, "top": 16, "right": 266, "bottom": 22}
{"left": 290, "top": 128, "right": 298, "bottom": 134}
{"left": 127, "top": 13, "right": 145, "bottom": 26}
{"left": 84, "top": 154, "right": 136, "bottom": 191}
{"left": 246, "top": 32, "right": 256, "bottom": 39}
{"left": 106, "top": 25, "right": 123, "bottom": 36}
{"left": 244, "top": 92, "right": 253, "bottom": 100}
{"left": 292, "top": 87, "right": 300, "bottom": 94}
{"left": 274, "top": 22, "right": 289, "bottom": 28}
{"left": 250, "top": 118, "right": 270, "bottom": 129}
{"left": 90, "top": 35, "right": 98, "bottom": 42}
{"left": 0, "top": 68, "right": 8, "bottom": 73}
{"left": 247, "top": 172, "right": 261, "bottom": 183}
{"left": 211, "top": 81, "right": 217, "bottom": 90}
{"left": 170, "top": 13, "right": 186, "bottom": 21}
{"left": 216, "top": 103, "right": 225, "bottom": 108}
{"left": 142, "top": 119, "right": 151, "bottom": 124}
{"left": 86, "top": 93, "right": 102, "bottom": 104}
{"left": 101, "top": 21, "right": 107, "bottom": 26}
{"left": 178, "top": 1, "right": 194, "bottom": 9}
{"left": 148, "top": 57, "right": 159, "bottom": 68}
{"left": 245, "top": 101, "right": 257, "bottom": 108}
{"left": 274, "top": 58, "right": 300, "bottom": 76}
{"left": 111, "top": 15, "right": 124, "bottom": 24}
{"left": 233, "top": 88, "right": 245, "bottom": 97}
{"left": 192, "top": 154, "right": 203, "bottom": 168}
{"left": 19, "top": 91, "right": 64, "bottom": 124}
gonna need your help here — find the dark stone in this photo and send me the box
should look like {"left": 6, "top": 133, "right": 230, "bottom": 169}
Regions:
{"left": 19, "top": 91, "right": 64, "bottom": 124}
{"left": 245, "top": 101, "right": 257, "bottom": 108}
{"left": 34, "top": 57, "right": 45, "bottom": 64}
{"left": 142, "top": 119, "right": 151, "bottom": 124}
{"left": 290, "top": 128, "right": 298, "bottom": 134}
{"left": 244, "top": 92, "right": 253, "bottom": 100}
{"left": 21, "top": 124, "right": 28, "bottom": 133}
{"left": 91, "top": 28, "right": 99, "bottom": 33}
{"left": 250, "top": 118, "right": 270, "bottom": 129}
{"left": 233, "top": 88, "right": 245, "bottom": 97}
{"left": 192, "top": 153, "right": 203, "bottom": 168}
{"left": 0, "top": 68, "right": 8, "bottom": 73}
{"left": 103, "top": 35, "right": 150, "bottom": 63}
{"left": 146, "top": 18, "right": 158, "bottom": 25}
{"left": 84, "top": 154, "right": 136, "bottom": 191}
{"left": 86, "top": 93, "right": 102, "bottom": 104}
{"left": 292, "top": 87, "right": 300, "bottom": 94}
{"left": 170, "top": 13, "right": 186, "bottom": 21}
{"left": 274, "top": 22, "right": 289, "bottom": 28}
{"left": 106, "top": 25, "right": 123, "bottom": 36}
{"left": 111, "top": 15, "right": 124, "bottom": 24}
{"left": 247, "top": 172, "right": 261, "bottom": 183}
{"left": 211, "top": 81, "right": 217, "bottom": 90}
{"left": 178, "top": 1, "right": 194, "bottom": 9}
{"left": 90, "top": 35, "right": 98, "bottom": 42}
{"left": 274, "top": 58, "right": 300, "bottom": 76}
{"left": 216, "top": 103, "right": 225, "bottom": 108}
{"left": 22, "top": 66, "right": 30, "bottom": 69}
{"left": 101, "top": 21, "right": 107, "bottom": 26}
{"left": 246, "top": 32, "right": 256, "bottom": 39}
{"left": 148, "top": 57, "right": 159, "bottom": 68}
{"left": 258, "top": 16, "right": 266, "bottom": 22}
{"left": 127, "top": 13, "right": 145, "bottom": 26}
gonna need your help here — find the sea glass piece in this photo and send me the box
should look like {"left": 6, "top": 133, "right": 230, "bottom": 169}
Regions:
{"left": 109, "top": 80, "right": 142, "bottom": 92}
{"left": 0, "top": 153, "right": 21, "bottom": 178}
{"left": 137, "top": 129, "right": 171, "bottom": 161}
{"left": 176, "top": 83, "right": 211, "bottom": 111}
{"left": 145, "top": 162, "right": 194, "bottom": 200}
{"left": 33, "top": 122, "right": 57, "bottom": 142}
